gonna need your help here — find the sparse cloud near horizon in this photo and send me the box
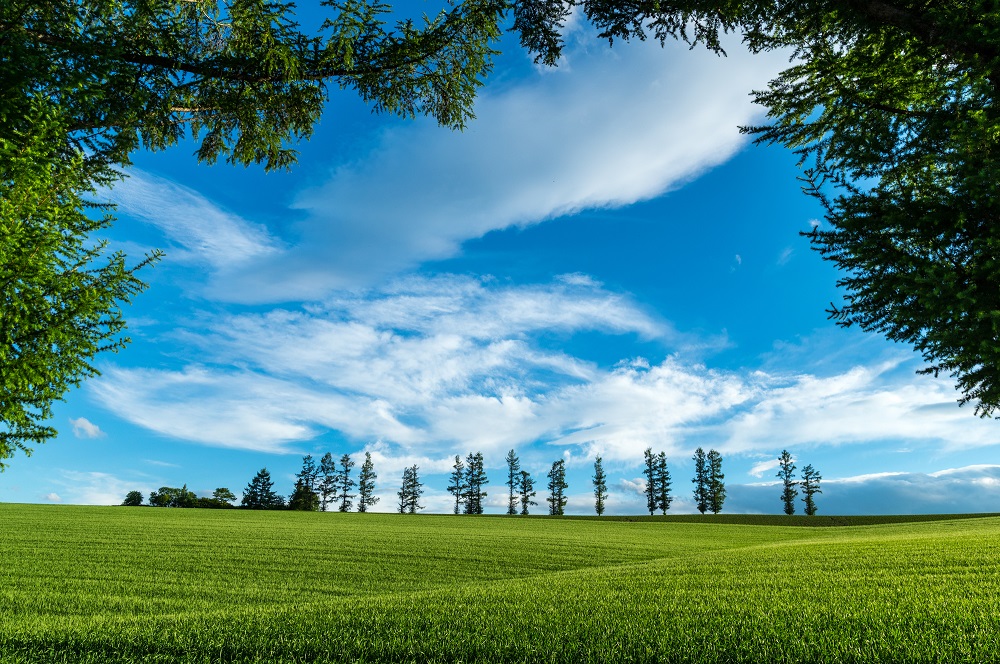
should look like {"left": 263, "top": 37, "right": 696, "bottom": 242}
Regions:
{"left": 90, "top": 273, "right": 1000, "bottom": 469}
{"left": 727, "top": 465, "right": 1000, "bottom": 515}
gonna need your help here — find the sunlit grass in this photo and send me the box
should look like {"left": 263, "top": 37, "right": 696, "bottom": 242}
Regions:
{"left": 2, "top": 504, "right": 997, "bottom": 662}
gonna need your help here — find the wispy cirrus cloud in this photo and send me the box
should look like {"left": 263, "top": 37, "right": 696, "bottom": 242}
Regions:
{"left": 719, "top": 362, "right": 997, "bottom": 454}
{"left": 107, "top": 169, "right": 280, "bottom": 269}
{"left": 91, "top": 274, "right": 1000, "bottom": 465}
{"left": 109, "top": 35, "right": 786, "bottom": 303}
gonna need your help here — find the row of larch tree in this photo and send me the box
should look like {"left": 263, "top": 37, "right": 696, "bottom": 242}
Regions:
{"left": 777, "top": 450, "right": 823, "bottom": 515}
{"left": 123, "top": 448, "right": 820, "bottom": 515}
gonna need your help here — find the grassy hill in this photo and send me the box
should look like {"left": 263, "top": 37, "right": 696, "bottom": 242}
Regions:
{"left": 1, "top": 504, "right": 998, "bottom": 662}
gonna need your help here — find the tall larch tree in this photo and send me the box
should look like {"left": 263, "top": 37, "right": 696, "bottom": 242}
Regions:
{"left": 800, "top": 464, "right": 823, "bottom": 517}
{"left": 707, "top": 449, "right": 726, "bottom": 515}
{"left": 357, "top": 452, "right": 379, "bottom": 513}
{"left": 642, "top": 448, "right": 657, "bottom": 516}
{"left": 692, "top": 447, "right": 709, "bottom": 514}
{"left": 546, "top": 459, "right": 568, "bottom": 516}
{"left": 296, "top": 455, "right": 318, "bottom": 493}
{"left": 396, "top": 465, "right": 424, "bottom": 514}
{"left": 290, "top": 454, "right": 320, "bottom": 510}
{"left": 519, "top": 469, "right": 537, "bottom": 515}
{"left": 463, "top": 452, "right": 488, "bottom": 515}
{"left": 318, "top": 452, "right": 337, "bottom": 512}
{"left": 446, "top": 454, "right": 467, "bottom": 515}
{"left": 505, "top": 449, "right": 521, "bottom": 516}
{"left": 335, "top": 453, "right": 357, "bottom": 513}
{"left": 777, "top": 450, "right": 798, "bottom": 516}
{"left": 593, "top": 455, "right": 607, "bottom": 516}
{"left": 655, "top": 451, "right": 672, "bottom": 515}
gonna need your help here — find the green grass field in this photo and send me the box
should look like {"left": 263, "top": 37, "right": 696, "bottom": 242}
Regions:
{"left": 2, "top": 504, "right": 998, "bottom": 663}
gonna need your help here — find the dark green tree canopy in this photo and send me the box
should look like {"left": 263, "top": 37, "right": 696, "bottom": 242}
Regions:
{"left": 546, "top": 458, "right": 568, "bottom": 516}
{"left": 242, "top": 467, "right": 284, "bottom": 509}
{"left": 121, "top": 490, "right": 144, "bottom": 506}
{"left": 4, "top": 0, "right": 508, "bottom": 174}
{"left": 357, "top": 451, "right": 379, "bottom": 512}
{"left": 0, "top": 108, "right": 156, "bottom": 466}
{"left": 592, "top": 455, "right": 607, "bottom": 516}
{"left": 777, "top": 450, "right": 797, "bottom": 516}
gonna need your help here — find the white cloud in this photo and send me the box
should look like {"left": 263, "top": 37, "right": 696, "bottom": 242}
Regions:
{"left": 93, "top": 275, "right": 742, "bottom": 456}
{"left": 144, "top": 459, "right": 181, "bottom": 468}
{"left": 107, "top": 169, "right": 279, "bottom": 269}
{"left": 189, "top": 36, "right": 788, "bottom": 302}
{"left": 55, "top": 471, "right": 137, "bottom": 505}
{"left": 929, "top": 464, "right": 1000, "bottom": 478}
{"left": 69, "top": 417, "right": 104, "bottom": 439}
{"left": 91, "top": 277, "right": 1000, "bottom": 465}
{"left": 617, "top": 478, "right": 646, "bottom": 497}
{"left": 728, "top": 464, "right": 1000, "bottom": 515}
{"left": 44, "top": 492, "right": 61, "bottom": 502}
{"left": 719, "top": 362, "right": 1000, "bottom": 453}
{"left": 748, "top": 458, "right": 781, "bottom": 478}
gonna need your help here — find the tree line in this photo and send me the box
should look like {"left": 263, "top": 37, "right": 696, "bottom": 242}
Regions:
{"left": 123, "top": 448, "right": 821, "bottom": 515}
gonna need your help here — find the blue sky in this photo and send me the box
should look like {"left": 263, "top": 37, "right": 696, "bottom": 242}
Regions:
{"left": 3, "top": 16, "right": 999, "bottom": 514}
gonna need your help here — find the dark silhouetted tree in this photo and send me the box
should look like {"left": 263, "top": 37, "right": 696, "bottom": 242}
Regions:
{"left": 358, "top": 452, "right": 379, "bottom": 513}
{"left": 212, "top": 488, "right": 236, "bottom": 506}
{"left": 335, "top": 453, "right": 357, "bottom": 513}
{"left": 593, "top": 455, "right": 607, "bottom": 516}
{"left": 801, "top": 464, "right": 822, "bottom": 516}
{"left": 546, "top": 459, "right": 568, "bottom": 516}
{"left": 519, "top": 470, "right": 537, "bottom": 515}
{"left": 643, "top": 448, "right": 657, "bottom": 515}
{"left": 655, "top": 451, "right": 672, "bottom": 515}
{"left": 505, "top": 449, "right": 521, "bottom": 515}
{"left": 446, "top": 454, "right": 466, "bottom": 515}
{"left": 707, "top": 449, "right": 726, "bottom": 515}
{"left": 288, "top": 479, "right": 320, "bottom": 511}
{"left": 242, "top": 468, "right": 284, "bottom": 510}
{"left": 397, "top": 465, "right": 424, "bottom": 514}
{"left": 692, "top": 447, "right": 709, "bottom": 514}
{"left": 778, "top": 450, "right": 798, "bottom": 515}
{"left": 318, "top": 452, "right": 337, "bottom": 512}
{"left": 463, "top": 452, "right": 488, "bottom": 515}
{"left": 289, "top": 455, "right": 320, "bottom": 510}
{"left": 297, "top": 455, "right": 319, "bottom": 493}
{"left": 122, "top": 490, "right": 143, "bottom": 506}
